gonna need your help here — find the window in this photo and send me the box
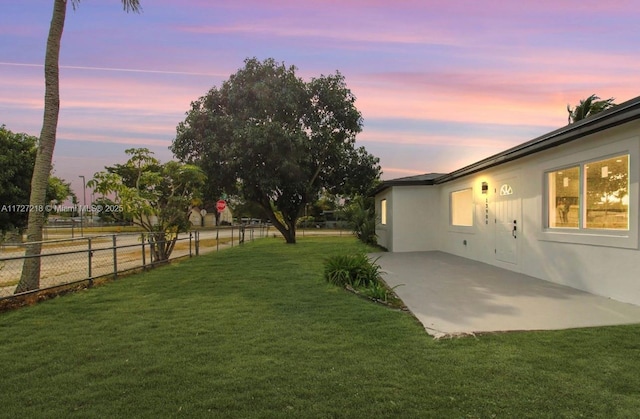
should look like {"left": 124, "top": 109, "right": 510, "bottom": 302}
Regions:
{"left": 547, "top": 154, "right": 629, "bottom": 230}
{"left": 548, "top": 166, "right": 580, "bottom": 228}
{"left": 451, "top": 189, "right": 473, "bottom": 226}
{"left": 380, "top": 199, "right": 387, "bottom": 225}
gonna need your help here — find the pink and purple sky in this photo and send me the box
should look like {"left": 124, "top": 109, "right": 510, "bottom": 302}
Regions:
{"left": 2, "top": 0, "right": 639, "bottom": 197}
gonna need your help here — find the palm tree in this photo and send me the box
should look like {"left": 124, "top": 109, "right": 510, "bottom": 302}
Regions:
{"left": 567, "top": 94, "right": 615, "bottom": 124}
{"left": 15, "top": 0, "right": 141, "bottom": 294}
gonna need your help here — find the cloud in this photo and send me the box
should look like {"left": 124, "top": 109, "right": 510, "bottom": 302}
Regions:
{"left": 0, "top": 61, "right": 227, "bottom": 78}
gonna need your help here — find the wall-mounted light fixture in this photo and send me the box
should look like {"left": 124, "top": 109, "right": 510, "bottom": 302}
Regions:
{"left": 481, "top": 182, "right": 488, "bottom": 194}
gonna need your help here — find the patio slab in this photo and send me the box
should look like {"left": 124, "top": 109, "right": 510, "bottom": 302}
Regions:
{"left": 372, "top": 251, "right": 640, "bottom": 338}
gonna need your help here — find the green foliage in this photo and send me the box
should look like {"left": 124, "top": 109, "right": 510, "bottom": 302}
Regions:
{"left": 324, "top": 253, "right": 381, "bottom": 287}
{"left": 296, "top": 215, "right": 316, "bottom": 228}
{"left": 88, "top": 148, "right": 206, "bottom": 261}
{"left": 361, "top": 280, "right": 390, "bottom": 301}
{"left": 360, "top": 281, "right": 404, "bottom": 303}
{"left": 92, "top": 196, "right": 132, "bottom": 223}
{"left": 46, "top": 176, "right": 75, "bottom": 207}
{"left": 567, "top": 94, "right": 616, "bottom": 124}
{"left": 323, "top": 250, "right": 402, "bottom": 305}
{"left": 0, "top": 125, "right": 74, "bottom": 234}
{"left": 340, "top": 195, "right": 377, "bottom": 245}
{"left": 0, "top": 125, "right": 37, "bottom": 234}
{"left": 171, "top": 57, "right": 381, "bottom": 243}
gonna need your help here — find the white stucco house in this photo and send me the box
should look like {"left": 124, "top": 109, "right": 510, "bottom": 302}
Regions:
{"left": 374, "top": 95, "right": 640, "bottom": 305}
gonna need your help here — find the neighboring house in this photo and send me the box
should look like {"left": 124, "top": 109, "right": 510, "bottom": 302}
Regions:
{"left": 374, "top": 95, "right": 640, "bottom": 305}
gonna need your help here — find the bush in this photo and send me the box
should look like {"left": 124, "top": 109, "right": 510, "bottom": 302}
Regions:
{"left": 324, "top": 253, "right": 404, "bottom": 307}
{"left": 324, "top": 253, "right": 381, "bottom": 288}
{"left": 340, "top": 195, "right": 377, "bottom": 246}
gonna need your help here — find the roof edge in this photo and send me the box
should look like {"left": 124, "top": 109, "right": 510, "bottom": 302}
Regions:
{"left": 372, "top": 95, "right": 640, "bottom": 196}
{"left": 434, "top": 95, "right": 640, "bottom": 184}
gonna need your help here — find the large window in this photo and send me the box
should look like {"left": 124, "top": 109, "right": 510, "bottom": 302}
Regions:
{"left": 451, "top": 189, "right": 473, "bottom": 226}
{"left": 547, "top": 154, "right": 629, "bottom": 230}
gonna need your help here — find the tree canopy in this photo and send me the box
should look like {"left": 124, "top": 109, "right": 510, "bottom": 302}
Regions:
{"left": 88, "top": 148, "right": 206, "bottom": 261}
{"left": 171, "top": 58, "right": 381, "bottom": 243}
{"left": 0, "top": 126, "right": 37, "bottom": 235}
{"left": 567, "top": 94, "right": 616, "bottom": 124}
{"left": 0, "top": 125, "right": 74, "bottom": 237}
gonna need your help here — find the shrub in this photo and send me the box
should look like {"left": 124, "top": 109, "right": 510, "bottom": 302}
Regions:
{"left": 361, "top": 281, "right": 403, "bottom": 303}
{"left": 324, "top": 253, "right": 381, "bottom": 287}
{"left": 340, "top": 195, "right": 377, "bottom": 246}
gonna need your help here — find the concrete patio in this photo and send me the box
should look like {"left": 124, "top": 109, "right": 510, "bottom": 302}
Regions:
{"left": 372, "top": 251, "right": 640, "bottom": 338}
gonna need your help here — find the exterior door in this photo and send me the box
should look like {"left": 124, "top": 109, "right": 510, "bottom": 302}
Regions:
{"left": 495, "top": 179, "right": 520, "bottom": 264}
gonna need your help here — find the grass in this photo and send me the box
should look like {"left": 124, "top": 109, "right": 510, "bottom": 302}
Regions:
{"left": 1, "top": 237, "right": 640, "bottom": 417}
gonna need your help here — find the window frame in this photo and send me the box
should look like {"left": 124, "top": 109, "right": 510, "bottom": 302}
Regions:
{"left": 546, "top": 153, "right": 629, "bottom": 233}
{"left": 538, "top": 136, "right": 637, "bottom": 250}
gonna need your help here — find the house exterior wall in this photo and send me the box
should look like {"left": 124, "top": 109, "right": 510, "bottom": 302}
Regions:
{"left": 375, "top": 188, "right": 393, "bottom": 250}
{"left": 378, "top": 119, "right": 640, "bottom": 305}
{"left": 375, "top": 185, "right": 440, "bottom": 252}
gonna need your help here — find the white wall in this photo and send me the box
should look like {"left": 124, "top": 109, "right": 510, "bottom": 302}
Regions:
{"left": 391, "top": 186, "right": 441, "bottom": 252}
{"left": 380, "top": 119, "right": 640, "bottom": 305}
{"left": 436, "top": 120, "right": 640, "bottom": 304}
{"left": 375, "top": 185, "right": 441, "bottom": 252}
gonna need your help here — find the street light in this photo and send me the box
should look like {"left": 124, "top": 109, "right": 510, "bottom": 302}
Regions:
{"left": 79, "top": 175, "right": 86, "bottom": 236}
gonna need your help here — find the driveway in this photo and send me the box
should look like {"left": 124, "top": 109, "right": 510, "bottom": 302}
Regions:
{"left": 372, "top": 251, "right": 640, "bottom": 338}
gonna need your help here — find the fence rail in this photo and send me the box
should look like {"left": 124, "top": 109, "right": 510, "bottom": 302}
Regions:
{"left": 0, "top": 225, "right": 272, "bottom": 300}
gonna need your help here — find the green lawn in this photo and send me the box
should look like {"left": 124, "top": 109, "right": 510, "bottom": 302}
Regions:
{"left": 1, "top": 237, "right": 639, "bottom": 418}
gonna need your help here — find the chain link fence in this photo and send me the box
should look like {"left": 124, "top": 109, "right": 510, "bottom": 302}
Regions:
{"left": 0, "top": 225, "right": 275, "bottom": 300}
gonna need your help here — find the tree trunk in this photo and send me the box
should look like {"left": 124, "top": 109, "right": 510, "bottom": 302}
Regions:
{"left": 15, "top": 0, "right": 67, "bottom": 294}
{"left": 283, "top": 222, "right": 296, "bottom": 244}
{"left": 149, "top": 231, "right": 178, "bottom": 263}
{"left": 259, "top": 204, "right": 297, "bottom": 244}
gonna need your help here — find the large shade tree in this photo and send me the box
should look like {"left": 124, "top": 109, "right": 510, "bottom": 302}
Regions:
{"left": 17, "top": 0, "right": 142, "bottom": 294}
{"left": 567, "top": 94, "right": 616, "bottom": 124}
{"left": 171, "top": 58, "right": 381, "bottom": 243}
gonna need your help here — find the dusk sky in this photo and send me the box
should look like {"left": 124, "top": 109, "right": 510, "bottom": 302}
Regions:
{"left": 2, "top": 0, "right": 640, "bottom": 198}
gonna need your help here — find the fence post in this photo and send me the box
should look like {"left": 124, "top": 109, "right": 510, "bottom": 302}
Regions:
{"left": 216, "top": 225, "right": 219, "bottom": 252}
{"left": 141, "top": 233, "right": 146, "bottom": 270}
{"left": 88, "top": 237, "right": 93, "bottom": 283}
{"left": 231, "top": 226, "right": 234, "bottom": 247}
{"left": 112, "top": 234, "right": 118, "bottom": 278}
{"left": 189, "top": 232, "right": 193, "bottom": 257}
{"left": 195, "top": 230, "right": 200, "bottom": 256}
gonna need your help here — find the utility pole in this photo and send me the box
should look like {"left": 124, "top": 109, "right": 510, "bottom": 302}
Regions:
{"left": 79, "top": 175, "right": 86, "bottom": 236}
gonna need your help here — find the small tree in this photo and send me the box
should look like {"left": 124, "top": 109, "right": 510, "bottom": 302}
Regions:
{"left": 341, "top": 195, "right": 377, "bottom": 246}
{"left": 88, "top": 148, "right": 206, "bottom": 262}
